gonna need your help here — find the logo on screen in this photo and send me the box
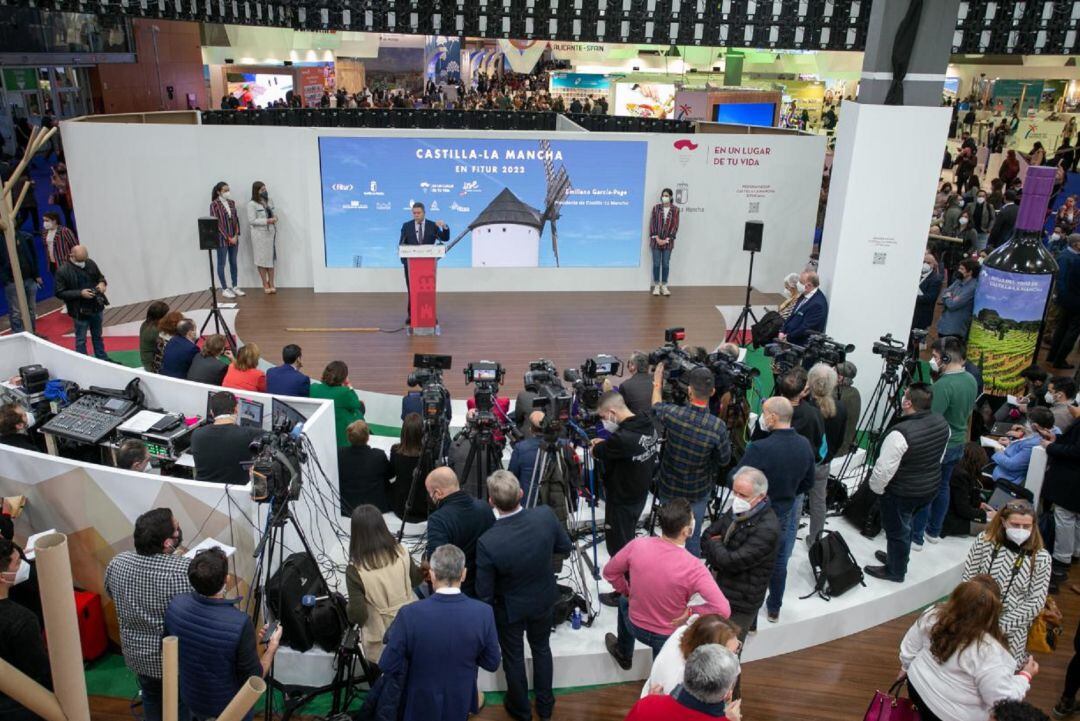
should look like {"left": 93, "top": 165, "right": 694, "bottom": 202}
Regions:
{"left": 675, "top": 183, "right": 688, "bottom": 205}
{"left": 460, "top": 181, "right": 481, "bottom": 195}
{"left": 363, "top": 181, "right": 385, "bottom": 197}
{"left": 331, "top": 183, "right": 353, "bottom": 191}
{"left": 673, "top": 139, "right": 699, "bottom": 151}
{"left": 450, "top": 202, "right": 471, "bottom": 213}
{"left": 420, "top": 182, "right": 430, "bottom": 192}
{"left": 376, "top": 202, "right": 392, "bottom": 211}
{"left": 430, "top": 201, "right": 440, "bottom": 211}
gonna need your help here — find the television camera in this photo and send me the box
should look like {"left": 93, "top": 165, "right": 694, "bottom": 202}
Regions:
{"left": 524, "top": 359, "right": 574, "bottom": 436}
{"left": 249, "top": 415, "right": 307, "bottom": 504}
{"left": 563, "top": 354, "right": 622, "bottom": 419}
{"left": 764, "top": 332, "right": 854, "bottom": 374}
{"left": 647, "top": 327, "right": 699, "bottom": 404}
{"left": 407, "top": 353, "right": 452, "bottom": 423}
{"left": 463, "top": 360, "right": 518, "bottom": 439}
{"left": 872, "top": 333, "right": 908, "bottom": 365}
{"left": 705, "top": 350, "right": 760, "bottom": 394}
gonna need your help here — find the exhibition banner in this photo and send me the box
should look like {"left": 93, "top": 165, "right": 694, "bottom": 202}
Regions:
{"left": 424, "top": 35, "right": 461, "bottom": 83}
{"left": 319, "top": 136, "right": 648, "bottom": 269}
{"left": 551, "top": 73, "right": 612, "bottom": 91}
{"left": 615, "top": 83, "right": 676, "bottom": 119}
{"left": 497, "top": 39, "right": 545, "bottom": 74}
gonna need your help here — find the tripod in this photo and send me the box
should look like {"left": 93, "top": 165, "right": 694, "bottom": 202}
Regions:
{"left": 725, "top": 250, "right": 759, "bottom": 344}
{"left": 457, "top": 421, "right": 504, "bottom": 500}
{"left": 200, "top": 249, "right": 238, "bottom": 354}
{"left": 396, "top": 418, "right": 448, "bottom": 542}
{"left": 833, "top": 356, "right": 909, "bottom": 488}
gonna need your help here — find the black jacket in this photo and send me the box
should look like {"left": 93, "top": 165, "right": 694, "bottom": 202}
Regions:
{"left": 592, "top": 413, "right": 658, "bottom": 505}
{"left": 337, "top": 444, "right": 393, "bottom": 515}
{"left": 701, "top": 498, "right": 782, "bottom": 615}
{"left": 942, "top": 463, "right": 987, "bottom": 537}
{"left": 988, "top": 203, "right": 1018, "bottom": 248}
{"left": 618, "top": 373, "right": 654, "bottom": 416}
{"left": 53, "top": 259, "right": 106, "bottom": 317}
{"left": 1043, "top": 417, "right": 1080, "bottom": 512}
{"left": 885, "top": 411, "right": 952, "bottom": 499}
{"left": 426, "top": 490, "right": 495, "bottom": 597}
{"left": 0, "top": 231, "right": 39, "bottom": 285}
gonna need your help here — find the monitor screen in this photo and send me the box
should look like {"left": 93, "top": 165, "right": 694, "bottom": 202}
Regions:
{"left": 206, "top": 391, "right": 264, "bottom": 429}
{"left": 713, "top": 102, "right": 775, "bottom": 127}
{"left": 272, "top": 398, "right": 307, "bottom": 434}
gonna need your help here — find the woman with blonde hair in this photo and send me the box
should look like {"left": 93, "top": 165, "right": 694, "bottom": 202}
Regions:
{"left": 961, "top": 499, "right": 1051, "bottom": 666}
{"left": 777, "top": 273, "right": 801, "bottom": 319}
{"left": 222, "top": 343, "right": 266, "bottom": 392}
{"left": 899, "top": 575, "right": 1035, "bottom": 721}
{"left": 805, "top": 363, "right": 847, "bottom": 543}
{"left": 641, "top": 614, "right": 741, "bottom": 697}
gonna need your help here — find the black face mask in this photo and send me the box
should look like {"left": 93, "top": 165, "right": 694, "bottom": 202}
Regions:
{"left": 170, "top": 527, "right": 183, "bottom": 552}
{"left": 260, "top": 190, "right": 268, "bottom": 200}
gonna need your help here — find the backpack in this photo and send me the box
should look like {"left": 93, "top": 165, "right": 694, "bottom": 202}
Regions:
{"left": 800, "top": 530, "right": 865, "bottom": 601}
{"left": 842, "top": 479, "right": 882, "bottom": 538}
{"left": 750, "top": 310, "right": 785, "bottom": 348}
{"left": 266, "top": 552, "right": 346, "bottom": 653}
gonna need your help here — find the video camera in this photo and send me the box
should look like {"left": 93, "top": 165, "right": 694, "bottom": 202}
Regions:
{"left": 523, "top": 358, "right": 559, "bottom": 390}
{"left": 705, "top": 351, "right": 760, "bottom": 394}
{"left": 764, "top": 332, "right": 854, "bottom": 374}
{"left": 647, "top": 328, "right": 700, "bottom": 405}
{"left": 872, "top": 333, "right": 908, "bottom": 365}
{"left": 464, "top": 360, "right": 505, "bottom": 414}
{"left": 249, "top": 423, "right": 306, "bottom": 503}
{"left": 407, "top": 353, "right": 451, "bottom": 423}
{"left": 563, "top": 354, "right": 622, "bottom": 418}
{"left": 524, "top": 358, "right": 573, "bottom": 434}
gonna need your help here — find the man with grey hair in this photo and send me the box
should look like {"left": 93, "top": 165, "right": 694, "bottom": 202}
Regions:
{"left": 779, "top": 268, "right": 828, "bottom": 346}
{"left": 702, "top": 467, "right": 781, "bottom": 646}
{"left": 618, "top": 351, "right": 654, "bottom": 415}
{"left": 476, "top": 470, "right": 572, "bottom": 721}
{"left": 624, "top": 644, "right": 741, "bottom": 720}
{"left": 370, "top": 543, "right": 501, "bottom": 721}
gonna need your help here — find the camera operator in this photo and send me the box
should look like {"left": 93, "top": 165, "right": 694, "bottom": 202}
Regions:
{"left": 512, "top": 383, "right": 540, "bottom": 437}
{"left": 618, "top": 352, "right": 655, "bottom": 415}
{"left": 651, "top": 364, "right": 732, "bottom": 558}
{"left": 190, "top": 391, "right": 263, "bottom": 485}
{"left": 835, "top": 361, "right": 862, "bottom": 455}
{"left": 508, "top": 411, "right": 545, "bottom": 501}
{"left": 53, "top": 245, "right": 109, "bottom": 359}
{"left": 779, "top": 271, "right": 828, "bottom": 346}
{"left": 424, "top": 468, "right": 494, "bottom": 598}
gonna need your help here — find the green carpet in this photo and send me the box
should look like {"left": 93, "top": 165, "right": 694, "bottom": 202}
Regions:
{"left": 109, "top": 350, "right": 141, "bottom": 368}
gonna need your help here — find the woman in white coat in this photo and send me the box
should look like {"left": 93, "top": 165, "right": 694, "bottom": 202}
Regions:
{"left": 247, "top": 181, "right": 278, "bottom": 293}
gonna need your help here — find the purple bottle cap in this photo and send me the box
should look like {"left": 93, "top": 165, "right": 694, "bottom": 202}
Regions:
{"left": 1016, "top": 165, "right": 1056, "bottom": 232}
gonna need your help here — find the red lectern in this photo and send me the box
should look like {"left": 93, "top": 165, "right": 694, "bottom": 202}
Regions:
{"left": 399, "top": 245, "right": 445, "bottom": 336}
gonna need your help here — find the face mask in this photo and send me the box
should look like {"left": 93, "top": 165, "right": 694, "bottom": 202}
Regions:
{"left": 956, "top": 200, "right": 964, "bottom": 207}
{"left": 1052, "top": 233, "right": 1061, "bottom": 241}
{"left": 977, "top": 197, "right": 986, "bottom": 204}
{"left": 220, "top": 192, "right": 231, "bottom": 201}
{"left": 72, "top": 260, "right": 86, "bottom": 268}
{"left": 1046, "top": 391, "right": 1056, "bottom": 404}
{"left": 168, "top": 527, "right": 183, "bottom": 553}
{"left": 796, "top": 281, "right": 807, "bottom": 294}
{"left": 601, "top": 419, "right": 619, "bottom": 434}
{"left": 43, "top": 220, "right": 56, "bottom": 230}
{"left": 959, "top": 217, "right": 968, "bottom": 225}
{"left": 260, "top": 190, "right": 268, "bottom": 200}
{"left": 662, "top": 196, "right": 671, "bottom": 205}
{"left": 1, "top": 559, "right": 30, "bottom": 586}
{"left": 1005, "top": 527, "right": 1031, "bottom": 546}
{"left": 758, "top": 415, "right": 772, "bottom": 432}
{"left": 921, "top": 262, "right": 932, "bottom": 274}
{"left": 929, "top": 358, "right": 940, "bottom": 373}
{"left": 731, "top": 497, "right": 752, "bottom": 515}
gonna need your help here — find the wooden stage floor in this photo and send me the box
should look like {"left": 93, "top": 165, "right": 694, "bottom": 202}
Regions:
{"left": 233, "top": 287, "right": 782, "bottom": 397}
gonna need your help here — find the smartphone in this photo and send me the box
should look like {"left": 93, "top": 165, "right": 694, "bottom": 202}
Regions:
{"left": 261, "top": 621, "right": 279, "bottom": 644}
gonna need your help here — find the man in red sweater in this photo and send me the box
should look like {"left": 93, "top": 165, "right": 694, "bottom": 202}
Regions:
{"left": 624, "top": 644, "right": 740, "bottom": 720}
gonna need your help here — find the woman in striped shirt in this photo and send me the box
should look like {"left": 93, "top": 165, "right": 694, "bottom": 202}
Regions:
{"left": 209, "top": 182, "right": 245, "bottom": 299}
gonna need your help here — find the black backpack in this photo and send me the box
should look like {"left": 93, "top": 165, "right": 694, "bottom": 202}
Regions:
{"left": 842, "top": 479, "right": 882, "bottom": 538}
{"left": 801, "top": 530, "right": 865, "bottom": 601}
{"left": 265, "top": 552, "right": 347, "bottom": 653}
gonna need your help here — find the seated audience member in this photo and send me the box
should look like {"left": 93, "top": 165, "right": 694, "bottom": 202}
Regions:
{"left": 186, "top": 334, "right": 230, "bottom": 385}
{"left": 990, "top": 407, "right": 1055, "bottom": 483}
{"left": 942, "top": 443, "right": 992, "bottom": 538}
{"left": 265, "top": 343, "right": 310, "bottom": 397}
{"left": 899, "top": 575, "right": 1035, "bottom": 721}
{"left": 508, "top": 411, "right": 544, "bottom": 500}
{"left": 624, "top": 644, "right": 741, "bottom": 721}
{"left": 365, "top": 544, "right": 500, "bottom": 721}
{"left": 165, "top": 547, "right": 282, "bottom": 720}
{"left": 424, "top": 467, "right": 494, "bottom": 598}
{"left": 1016, "top": 366, "right": 1049, "bottom": 409}
{"left": 0, "top": 403, "right": 36, "bottom": 451}
{"left": 190, "top": 391, "right": 263, "bottom": 485}
{"left": 389, "top": 413, "right": 424, "bottom": 520}
{"left": 345, "top": 505, "right": 421, "bottom": 660}
{"left": 158, "top": 318, "right": 199, "bottom": 379}
{"left": 603, "top": 498, "right": 731, "bottom": 669}
{"left": 222, "top": 343, "right": 267, "bottom": 393}
{"left": 642, "top": 614, "right": 741, "bottom": 698}
{"left": 1046, "top": 377, "right": 1078, "bottom": 433}
{"left": 337, "top": 420, "right": 392, "bottom": 515}
{"left": 702, "top": 468, "right": 780, "bottom": 643}
{"left": 311, "top": 360, "right": 365, "bottom": 447}
{"left": 139, "top": 300, "right": 170, "bottom": 371}
{"left": 117, "top": 439, "right": 152, "bottom": 472}
{"left": 0, "top": 537, "right": 51, "bottom": 721}
{"left": 154, "top": 310, "right": 183, "bottom": 373}
{"left": 104, "top": 508, "right": 191, "bottom": 721}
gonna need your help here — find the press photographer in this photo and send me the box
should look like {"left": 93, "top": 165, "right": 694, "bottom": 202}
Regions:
{"left": 54, "top": 245, "right": 109, "bottom": 359}
{"left": 397, "top": 354, "right": 452, "bottom": 531}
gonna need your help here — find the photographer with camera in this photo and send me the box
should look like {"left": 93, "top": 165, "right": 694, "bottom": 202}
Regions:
{"left": 651, "top": 363, "right": 732, "bottom": 558}
{"left": 53, "top": 245, "right": 109, "bottom": 359}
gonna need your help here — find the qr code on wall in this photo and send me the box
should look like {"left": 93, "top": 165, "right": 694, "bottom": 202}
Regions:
{"left": 873, "top": 252, "right": 887, "bottom": 265}
{"left": 748, "top": 202, "right": 760, "bottom": 214}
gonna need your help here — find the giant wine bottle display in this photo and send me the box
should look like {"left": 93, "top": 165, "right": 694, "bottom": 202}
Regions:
{"left": 967, "top": 166, "right": 1059, "bottom": 395}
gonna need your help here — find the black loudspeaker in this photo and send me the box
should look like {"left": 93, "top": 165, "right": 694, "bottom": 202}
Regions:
{"left": 198, "top": 217, "right": 218, "bottom": 251}
{"left": 743, "top": 221, "right": 763, "bottom": 252}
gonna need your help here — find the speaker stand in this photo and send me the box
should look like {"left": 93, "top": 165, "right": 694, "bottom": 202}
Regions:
{"left": 725, "top": 250, "right": 759, "bottom": 344}
{"left": 200, "top": 249, "right": 239, "bottom": 354}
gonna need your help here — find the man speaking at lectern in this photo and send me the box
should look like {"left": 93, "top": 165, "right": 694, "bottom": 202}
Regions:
{"left": 399, "top": 202, "right": 449, "bottom": 324}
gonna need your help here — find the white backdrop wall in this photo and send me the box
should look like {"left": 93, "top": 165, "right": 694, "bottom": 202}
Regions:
{"left": 62, "top": 121, "right": 825, "bottom": 306}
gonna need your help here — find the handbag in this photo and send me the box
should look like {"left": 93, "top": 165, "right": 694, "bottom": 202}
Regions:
{"left": 1027, "top": 598, "right": 1064, "bottom": 654}
{"left": 864, "top": 679, "right": 921, "bottom": 721}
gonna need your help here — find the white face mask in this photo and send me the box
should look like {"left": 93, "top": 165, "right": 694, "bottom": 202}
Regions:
{"left": 796, "top": 281, "right": 807, "bottom": 294}
{"left": 977, "top": 197, "right": 985, "bottom": 204}
{"left": 1052, "top": 233, "right": 1061, "bottom": 241}
{"left": 601, "top": 419, "right": 619, "bottom": 434}
{"left": 72, "top": 260, "right": 86, "bottom": 268}
{"left": 43, "top": 220, "right": 56, "bottom": 230}
{"left": 921, "top": 262, "right": 932, "bottom": 274}
{"left": 959, "top": 217, "right": 968, "bottom": 225}
{"left": 758, "top": 415, "right": 771, "bottom": 432}
{"left": 1046, "top": 391, "right": 1057, "bottom": 404}
{"left": 731, "top": 496, "right": 752, "bottom": 515}
{"left": 1, "top": 559, "right": 30, "bottom": 586}
{"left": 1005, "top": 527, "right": 1031, "bottom": 546}
{"left": 661, "top": 196, "right": 671, "bottom": 205}
{"left": 929, "top": 358, "right": 940, "bottom": 373}
{"left": 220, "top": 191, "right": 231, "bottom": 201}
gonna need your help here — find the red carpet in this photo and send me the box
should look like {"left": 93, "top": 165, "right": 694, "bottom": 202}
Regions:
{"left": 2, "top": 311, "right": 139, "bottom": 353}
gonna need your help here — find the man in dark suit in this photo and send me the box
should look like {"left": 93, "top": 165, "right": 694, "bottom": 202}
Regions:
{"left": 476, "top": 470, "right": 573, "bottom": 721}
{"left": 399, "top": 201, "right": 450, "bottom": 324}
{"left": 617, "top": 352, "right": 654, "bottom": 415}
{"left": 265, "top": 344, "right": 310, "bottom": 397}
{"left": 780, "top": 270, "right": 828, "bottom": 346}
{"left": 425, "top": 467, "right": 494, "bottom": 597}
{"left": 987, "top": 189, "right": 1019, "bottom": 249}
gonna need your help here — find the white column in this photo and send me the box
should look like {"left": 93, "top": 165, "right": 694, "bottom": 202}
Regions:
{"left": 817, "top": 102, "right": 951, "bottom": 409}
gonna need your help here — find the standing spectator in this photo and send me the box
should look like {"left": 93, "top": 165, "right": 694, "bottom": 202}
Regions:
{"left": 1042, "top": 402, "right": 1080, "bottom": 582}
{"left": 158, "top": 318, "right": 199, "bottom": 379}
{"left": 0, "top": 538, "right": 51, "bottom": 721}
{"left": 345, "top": 505, "right": 421, "bottom": 660}
{"left": 139, "top": 301, "right": 169, "bottom": 371}
{"left": 1048, "top": 234, "right": 1080, "bottom": 370}
{"left": 165, "top": 547, "right": 282, "bottom": 721}
{"left": 913, "top": 252, "right": 943, "bottom": 332}
{"left": 912, "top": 336, "right": 979, "bottom": 547}
{"left": 424, "top": 467, "right": 494, "bottom": 598}
{"left": 365, "top": 545, "right": 501, "bottom": 721}
{"left": 104, "top": 508, "right": 191, "bottom": 721}
{"left": 941, "top": 193, "right": 964, "bottom": 237}
{"left": 476, "top": 470, "right": 572, "bottom": 721}
{"left": 247, "top": 181, "right": 278, "bottom": 294}
{"left": 507, "top": 411, "right": 544, "bottom": 500}
{"left": 988, "top": 190, "right": 1019, "bottom": 248}
{"left": 209, "top": 181, "right": 244, "bottom": 299}
{"left": 618, "top": 352, "right": 655, "bottom": 415}
{"left": 1058, "top": 196, "right": 1079, "bottom": 237}
{"left": 222, "top": 343, "right": 266, "bottom": 393}
{"left": 641, "top": 615, "right": 741, "bottom": 698}
{"left": 624, "top": 645, "right": 741, "bottom": 721}
{"left": 934, "top": 182, "right": 955, "bottom": 217}
{"left": 337, "top": 420, "right": 392, "bottom": 514}
{"left": 186, "top": 334, "right": 230, "bottom": 385}
{"left": 937, "top": 259, "right": 980, "bottom": 338}
{"left": 961, "top": 500, "right": 1052, "bottom": 665}
{"left": 311, "top": 360, "right": 365, "bottom": 447}
{"left": 998, "top": 148, "right": 1022, "bottom": 186}
{"left": 603, "top": 498, "right": 730, "bottom": 669}
{"left": 10, "top": 174, "right": 39, "bottom": 238}
{"left": 899, "top": 575, "right": 1034, "bottom": 721}
{"left": 648, "top": 188, "right": 680, "bottom": 296}
{"left": 49, "top": 162, "right": 74, "bottom": 232}
{"left": 53, "top": 245, "right": 108, "bottom": 359}
{"left": 40, "top": 212, "right": 77, "bottom": 275}
{"left": 805, "top": 363, "right": 847, "bottom": 543}
{"left": 836, "top": 361, "right": 862, "bottom": 455}
{"left": 389, "top": 413, "right": 424, "bottom": 521}
{"left": 779, "top": 271, "right": 829, "bottom": 345}
{"left": 701, "top": 467, "right": 780, "bottom": 644}
{"left": 0, "top": 220, "right": 41, "bottom": 334}
{"left": 265, "top": 344, "right": 310, "bottom": 397}
{"left": 966, "top": 188, "right": 996, "bottom": 251}
{"left": 650, "top": 364, "right": 732, "bottom": 557}
{"left": 864, "top": 383, "right": 952, "bottom": 582}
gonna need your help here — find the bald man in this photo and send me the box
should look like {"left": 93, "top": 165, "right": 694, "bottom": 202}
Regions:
{"left": 425, "top": 467, "right": 494, "bottom": 597}
{"left": 54, "top": 244, "right": 109, "bottom": 359}
{"left": 508, "top": 411, "right": 546, "bottom": 501}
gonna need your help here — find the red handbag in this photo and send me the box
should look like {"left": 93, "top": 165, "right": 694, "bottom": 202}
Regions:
{"left": 864, "top": 679, "right": 921, "bottom": 721}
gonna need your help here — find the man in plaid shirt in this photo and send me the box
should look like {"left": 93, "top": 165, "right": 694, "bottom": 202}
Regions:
{"left": 651, "top": 363, "right": 731, "bottom": 557}
{"left": 104, "top": 508, "right": 191, "bottom": 721}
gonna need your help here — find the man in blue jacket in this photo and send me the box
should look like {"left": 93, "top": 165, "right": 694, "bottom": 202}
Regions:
{"left": 165, "top": 547, "right": 282, "bottom": 721}
{"left": 159, "top": 319, "right": 199, "bottom": 379}
{"left": 425, "top": 467, "right": 494, "bottom": 597}
{"left": 780, "top": 270, "right": 828, "bottom": 345}
{"left": 991, "top": 406, "right": 1056, "bottom": 483}
{"left": 265, "top": 344, "right": 311, "bottom": 397}
{"left": 1049, "top": 233, "right": 1080, "bottom": 369}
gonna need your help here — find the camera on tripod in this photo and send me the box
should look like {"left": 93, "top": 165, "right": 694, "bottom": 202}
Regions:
{"left": 523, "top": 358, "right": 559, "bottom": 389}
{"left": 524, "top": 358, "right": 573, "bottom": 434}
{"left": 705, "top": 351, "right": 760, "bottom": 394}
{"left": 872, "top": 333, "right": 908, "bottom": 364}
{"left": 647, "top": 327, "right": 700, "bottom": 405}
{"left": 563, "top": 354, "right": 622, "bottom": 418}
{"left": 464, "top": 360, "right": 517, "bottom": 439}
{"left": 804, "top": 332, "right": 855, "bottom": 367}
{"left": 249, "top": 428, "right": 306, "bottom": 503}
{"left": 407, "top": 353, "right": 452, "bottom": 422}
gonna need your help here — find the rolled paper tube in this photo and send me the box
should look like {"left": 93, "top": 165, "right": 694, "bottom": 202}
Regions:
{"left": 162, "top": 636, "right": 179, "bottom": 721}
{"left": 0, "top": 656, "right": 67, "bottom": 721}
{"left": 215, "top": 677, "right": 267, "bottom": 721}
{"left": 34, "top": 533, "right": 91, "bottom": 721}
